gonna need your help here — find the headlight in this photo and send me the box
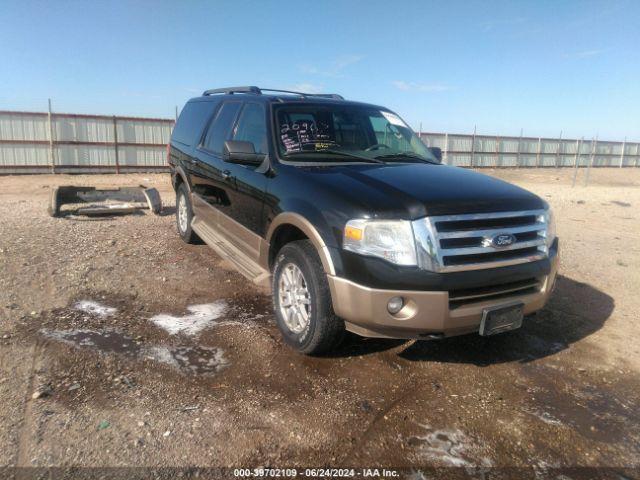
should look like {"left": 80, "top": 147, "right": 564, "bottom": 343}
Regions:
{"left": 343, "top": 219, "right": 417, "bottom": 266}
{"left": 543, "top": 208, "right": 557, "bottom": 248}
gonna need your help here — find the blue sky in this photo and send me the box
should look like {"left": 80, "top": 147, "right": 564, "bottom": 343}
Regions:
{"left": 1, "top": 0, "right": 639, "bottom": 140}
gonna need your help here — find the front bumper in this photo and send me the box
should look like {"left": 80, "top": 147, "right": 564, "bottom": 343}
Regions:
{"left": 327, "top": 252, "right": 559, "bottom": 339}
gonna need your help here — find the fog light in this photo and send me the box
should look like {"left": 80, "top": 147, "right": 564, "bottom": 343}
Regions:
{"left": 387, "top": 296, "right": 404, "bottom": 314}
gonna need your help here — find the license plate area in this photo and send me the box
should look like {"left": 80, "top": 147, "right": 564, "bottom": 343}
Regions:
{"left": 479, "top": 302, "right": 524, "bottom": 336}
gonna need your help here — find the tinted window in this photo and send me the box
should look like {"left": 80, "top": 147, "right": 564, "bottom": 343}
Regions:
{"left": 172, "top": 101, "right": 216, "bottom": 146}
{"left": 203, "top": 102, "right": 242, "bottom": 153}
{"left": 232, "top": 103, "right": 267, "bottom": 154}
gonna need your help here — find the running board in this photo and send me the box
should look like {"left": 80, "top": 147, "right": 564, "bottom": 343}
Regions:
{"left": 191, "top": 217, "right": 271, "bottom": 292}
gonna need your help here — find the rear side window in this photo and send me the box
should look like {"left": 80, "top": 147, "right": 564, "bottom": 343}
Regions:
{"left": 172, "top": 101, "right": 215, "bottom": 146}
{"left": 232, "top": 103, "right": 267, "bottom": 154}
{"left": 203, "top": 102, "right": 242, "bottom": 154}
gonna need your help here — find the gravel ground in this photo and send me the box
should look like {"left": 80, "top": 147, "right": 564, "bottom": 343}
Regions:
{"left": 0, "top": 168, "right": 639, "bottom": 478}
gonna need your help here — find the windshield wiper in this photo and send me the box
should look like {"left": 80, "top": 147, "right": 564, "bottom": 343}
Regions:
{"left": 284, "top": 149, "right": 384, "bottom": 164}
{"left": 374, "top": 152, "right": 438, "bottom": 164}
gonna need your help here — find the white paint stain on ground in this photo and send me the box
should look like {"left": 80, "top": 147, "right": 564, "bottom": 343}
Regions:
{"left": 41, "top": 329, "right": 141, "bottom": 356}
{"left": 144, "top": 345, "right": 230, "bottom": 374}
{"left": 525, "top": 408, "right": 564, "bottom": 426}
{"left": 74, "top": 300, "right": 117, "bottom": 317}
{"left": 409, "top": 424, "right": 492, "bottom": 467}
{"left": 149, "top": 301, "right": 227, "bottom": 336}
{"left": 42, "top": 328, "right": 229, "bottom": 376}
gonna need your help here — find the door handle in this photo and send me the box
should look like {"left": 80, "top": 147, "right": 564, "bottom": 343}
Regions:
{"left": 221, "top": 169, "right": 233, "bottom": 181}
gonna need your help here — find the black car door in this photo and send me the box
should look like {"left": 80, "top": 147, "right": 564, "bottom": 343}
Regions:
{"left": 225, "top": 102, "right": 269, "bottom": 239}
{"left": 191, "top": 101, "right": 242, "bottom": 228}
{"left": 193, "top": 100, "right": 268, "bottom": 258}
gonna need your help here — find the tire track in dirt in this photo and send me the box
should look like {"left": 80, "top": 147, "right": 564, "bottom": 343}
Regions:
{"left": 343, "top": 379, "right": 419, "bottom": 461}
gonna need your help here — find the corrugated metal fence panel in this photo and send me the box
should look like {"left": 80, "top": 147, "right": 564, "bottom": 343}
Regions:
{"left": 0, "top": 113, "right": 49, "bottom": 141}
{"left": 0, "top": 111, "right": 174, "bottom": 171}
{"left": 421, "top": 133, "right": 640, "bottom": 168}
{"left": 118, "top": 145, "right": 167, "bottom": 166}
{"left": 622, "top": 144, "right": 640, "bottom": 166}
{"left": 422, "top": 133, "right": 447, "bottom": 149}
{"left": 0, "top": 143, "right": 49, "bottom": 165}
{"left": 500, "top": 138, "right": 520, "bottom": 153}
{"left": 2, "top": 111, "right": 639, "bottom": 171}
{"left": 116, "top": 120, "right": 172, "bottom": 144}
{"left": 449, "top": 135, "right": 473, "bottom": 152}
{"left": 54, "top": 116, "right": 114, "bottom": 143}
{"left": 55, "top": 145, "right": 115, "bottom": 166}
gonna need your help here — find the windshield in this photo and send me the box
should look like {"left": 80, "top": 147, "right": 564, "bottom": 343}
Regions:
{"left": 274, "top": 103, "right": 438, "bottom": 163}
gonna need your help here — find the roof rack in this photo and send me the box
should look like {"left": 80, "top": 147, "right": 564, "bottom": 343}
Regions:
{"left": 202, "top": 86, "right": 261, "bottom": 96}
{"left": 202, "top": 86, "right": 344, "bottom": 100}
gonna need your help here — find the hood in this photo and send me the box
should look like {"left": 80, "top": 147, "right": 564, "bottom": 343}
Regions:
{"left": 296, "top": 163, "right": 546, "bottom": 219}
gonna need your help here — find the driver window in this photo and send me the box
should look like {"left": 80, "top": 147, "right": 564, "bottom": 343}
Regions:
{"left": 233, "top": 103, "right": 267, "bottom": 155}
{"left": 203, "top": 102, "right": 242, "bottom": 154}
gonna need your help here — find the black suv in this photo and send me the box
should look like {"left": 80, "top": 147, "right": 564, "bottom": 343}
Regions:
{"left": 168, "top": 86, "right": 559, "bottom": 354}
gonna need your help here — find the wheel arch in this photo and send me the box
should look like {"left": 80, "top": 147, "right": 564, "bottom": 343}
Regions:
{"left": 263, "top": 213, "right": 336, "bottom": 276}
{"left": 172, "top": 165, "right": 191, "bottom": 193}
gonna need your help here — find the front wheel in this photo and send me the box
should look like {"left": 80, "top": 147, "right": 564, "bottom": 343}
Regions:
{"left": 272, "top": 240, "right": 344, "bottom": 354}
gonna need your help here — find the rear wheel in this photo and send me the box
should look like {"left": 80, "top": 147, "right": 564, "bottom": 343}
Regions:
{"left": 272, "top": 240, "right": 344, "bottom": 354}
{"left": 176, "top": 183, "right": 199, "bottom": 244}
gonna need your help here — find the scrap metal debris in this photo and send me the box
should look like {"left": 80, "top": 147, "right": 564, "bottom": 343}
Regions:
{"left": 48, "top": 185, "right": 162, "bottom": 217}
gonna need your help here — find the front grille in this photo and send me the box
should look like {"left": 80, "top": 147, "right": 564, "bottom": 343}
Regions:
{"left": 442, "top": 247, "right": 540, "bottom": 266}
{"left": 435, "top": 215, "right": 538, "bottom": 232}
{"left": 413, "top": 209, "right": 549, "bottom": 273}
{"left": 449, "top": 277, "right": 542, "bottom": 308}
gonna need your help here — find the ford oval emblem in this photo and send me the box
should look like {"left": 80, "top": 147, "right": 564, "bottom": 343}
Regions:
{"left": 490, "top": 233, "right": 517, "bottom": 248}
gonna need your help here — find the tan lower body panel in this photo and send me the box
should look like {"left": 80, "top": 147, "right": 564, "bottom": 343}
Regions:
{"left": 191, "top": 195, "right": 271, "bottom": 292}
{"left": 328, "top": 255, "right": 559, "bottom": 339}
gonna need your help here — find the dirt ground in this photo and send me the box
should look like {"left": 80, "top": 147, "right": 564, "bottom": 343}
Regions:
{"left": 0, "top": 167, "right": 639, "bottom": 478}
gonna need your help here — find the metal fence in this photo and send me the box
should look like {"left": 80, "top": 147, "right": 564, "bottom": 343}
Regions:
{"left": 0, "top": 106, "right": 173, "bottom": 174}
{"left": 1, "top": 106, "right": 638, "bottom": 173}
{"left": 419, "top": 131, "right": 640, "bottom": 168}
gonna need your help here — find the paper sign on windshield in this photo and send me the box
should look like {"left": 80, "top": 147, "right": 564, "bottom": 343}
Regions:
{"left": 381, "top": 111, "right": 407, "bottom": 128}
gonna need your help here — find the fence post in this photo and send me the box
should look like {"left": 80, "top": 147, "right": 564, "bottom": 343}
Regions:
{"left": 619, "top": 137, "right": 626, "bottom": 168}
{"left": 555, "top": 131, "right": 562, "bottom": 168}
{"left": 112, "top": 116, "right": 120, "bottom": 174}
{"left": 535, "top": 137, "right": 542, "bottom": 167}
{"left": 585, "top": 135, "right": 597, "bottom": 187}
{"left": 47, "top": 98, "right": 55, "bottom": 174}
{"left": 495, "top": 135, "right": 500, "bottom": 167}
{"left": 470, "top": 125, "right": 476, "bottom": 168}
{"left": 572, "top": 137, "right": 582, "bottom": 187}
{"left": 444, "top": 132, "right": 449, "bottom": 165}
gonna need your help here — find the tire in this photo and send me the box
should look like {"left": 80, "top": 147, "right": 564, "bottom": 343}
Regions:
{"left": 175, "top": 183, "right": 200, "bottom": 244}
{"left": 272, "top": 240, "right": 344, "bottom": 354}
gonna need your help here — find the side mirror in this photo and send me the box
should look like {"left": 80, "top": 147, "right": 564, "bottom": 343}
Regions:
{"left": 428, "top": 147, "right": 442, "bottom": 163}
{"left": 223, "top": 140, "right": 264, "bottom": 166}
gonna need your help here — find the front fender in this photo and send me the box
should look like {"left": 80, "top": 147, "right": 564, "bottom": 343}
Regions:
{"left": 265, "top": 205, "right": 339, "bottom": 276}
{"left": 265, "top": 193, "right": 349, "bottom": 276}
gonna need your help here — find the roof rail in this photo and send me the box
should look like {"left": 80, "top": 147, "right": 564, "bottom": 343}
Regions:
{"left": 201, "top": 86, "right": 344, "bottom": 100}
{"left": 260, "top": 88, "right": 344, "bottom": 100}
{"left": 311, "top": 93, "right": 345, "bottom": 100}
{"left": 202, "top": 86, "right": 261, "bottom": 96}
